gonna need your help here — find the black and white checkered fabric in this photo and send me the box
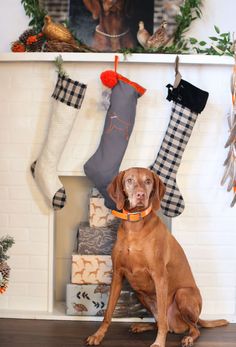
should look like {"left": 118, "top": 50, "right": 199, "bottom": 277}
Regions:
{"left": 151, "top": 102, "right": 198, "bottom": 218}
{"left": 52, "top": 74, "right": 87, "bottom": 109}
{"left": 53, "top": 187, "right": 67, "bottom": 210}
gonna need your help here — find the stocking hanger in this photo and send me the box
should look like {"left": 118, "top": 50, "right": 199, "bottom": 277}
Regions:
{"left": 173, "top": 55, "right": 182, "bottom": 88}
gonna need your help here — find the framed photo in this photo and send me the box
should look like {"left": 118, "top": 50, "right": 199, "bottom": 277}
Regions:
{"left": 40, "top": 0, "right": 181, "bottom": 52}
{"left": 69, "top": 0, "right": 154, "bottom": 52}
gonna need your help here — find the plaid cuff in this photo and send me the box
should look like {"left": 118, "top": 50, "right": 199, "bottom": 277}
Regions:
{"left": 52, "top": 74, "right": 87, "bottom": 109}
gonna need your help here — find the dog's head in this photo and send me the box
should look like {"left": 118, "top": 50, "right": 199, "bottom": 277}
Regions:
{"left": 107, "top": 167, "right": 166, "bottom": 212}
{"left": 83, "top": 0, "right": 132, "bottom": 20}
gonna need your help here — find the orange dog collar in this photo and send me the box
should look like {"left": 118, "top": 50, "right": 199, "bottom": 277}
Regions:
{"left": 111, "top": 205, "right": 152, "bottom": 222}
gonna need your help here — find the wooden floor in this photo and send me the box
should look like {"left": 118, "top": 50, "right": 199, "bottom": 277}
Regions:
{"left": 0, "top": 319, "right": 235, "bottom": 347}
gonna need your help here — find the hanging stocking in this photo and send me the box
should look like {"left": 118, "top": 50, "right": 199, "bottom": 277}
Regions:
{"left": 31, "top": 74, "right": 87, "bottom": 210}
{"left": 84, "top": 56, "right": 146, "bottom": 209}
{"left": 151, "top": 59, "right": 209, "bottom": 217}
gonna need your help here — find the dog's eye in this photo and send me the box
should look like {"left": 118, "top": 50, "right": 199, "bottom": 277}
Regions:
{"left": 145, "top": 179, "right": 152, "bottom": 185}
{"left": 127, "top": 178, "right": 133, "bottom": 184}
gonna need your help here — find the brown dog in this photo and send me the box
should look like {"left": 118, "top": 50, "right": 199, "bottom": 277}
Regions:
{"left": 83, "top": 0, "right": 135, "bottom": 51}
{"left": 86, "top": 167, "right": 228, "bottom": 347}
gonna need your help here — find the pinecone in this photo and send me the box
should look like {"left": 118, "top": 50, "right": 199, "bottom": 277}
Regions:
{"left": 27, "top": 34, "right": 45, "bottom": 52}
{"left": 0, "top": 262, "right": 10, "bottom": 293}
{"left": 19, "top": 28, "right": 37, "bottom": 45}
{"left": 0, "top": 262, "right": 10, "bottom": 280}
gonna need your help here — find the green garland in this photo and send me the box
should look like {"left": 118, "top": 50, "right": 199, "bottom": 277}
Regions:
{"left": 20, "top": 0, "right": 233, "bottom": 56}
{"left": 174, "top": 0, "right": 202, "bottom": 44}
{"left": 0, "top": 235, "right": 14, "bottom": 263}
{"left": 21, "top": 0, "right": 47, "bottom": 32}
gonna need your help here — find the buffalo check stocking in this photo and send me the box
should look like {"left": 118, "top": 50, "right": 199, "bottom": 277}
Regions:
{"left": 151, "top": 79, "right": 209, "bottom": 218}
{"left": 31, "top": 74, "right": 87, "bottom": 210}
{"left": 151, "top": 103, "right": 199, "bottom": 217}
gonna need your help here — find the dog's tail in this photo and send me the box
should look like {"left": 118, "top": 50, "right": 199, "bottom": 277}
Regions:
{"left": 198, "top": 318, "right": 229, "bottom": 328}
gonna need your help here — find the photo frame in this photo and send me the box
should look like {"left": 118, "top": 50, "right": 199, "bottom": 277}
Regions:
{"left": 39, "top": 0, "right": 183, "bottom": 52}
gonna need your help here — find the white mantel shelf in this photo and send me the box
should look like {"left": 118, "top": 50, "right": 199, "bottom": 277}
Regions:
{"left": 0, "top": 52, "right": 234, "bottom": 65}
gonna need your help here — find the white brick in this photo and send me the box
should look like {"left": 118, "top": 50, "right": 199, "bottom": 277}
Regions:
{"left": 29, "top": 256, "right": 48, "bottom": 270}
{"left": 8, "top": 296, "right": 48, "bottom": 311}
{"left": 31, "top": 200, "right": 49, "bottom": 215}
{"left": 0, "top": 159, "right": 10, "bottom": 171}
{"left": 9, "top": 214, "right": 48, "bottom": 228}
{"left": 8, "top": 255, "right": 30, "bottom": 269}
{"left": 0, "top": 187, "right": 9, "bottom": 200}
{"left": 28, "top": 283, "right": 48, "bottom": 297}
{"left": 202, "top": 301, "right": 235, "bottom": 315}
{"left": 174, "top": 231, "right": 197, "bottom": 245}
{"left": 0, "top": 214, "right": 8, "bottom": 227}
{"left": 184, "top": 246, "right": 236, "bottom": 260}
{"left": 197, "top": 232, "right": 236, "bottom": 245}
{"left": 10, "top": 158, "right": 29, "bottom": 172}
{"left": 195, "top": 273, "right": 236, "bottom": 287}
{"left": 0, "top": 295, "right": 9, "bottom": 309}
{"left": 10, "top": 269, "right": 48, "bottom": 284}
{"left": 6, "top": 283, "right": 29, "bottom": 297}
{"left": 134, "top": 131, "right": 164, "bottom": 146}
{"left": 0, "top": 172, "right": 29, "bottom": 186}
{"left": 200, "top": 287, "right": 235, "bottom": 301}
{"left": 0, "top": 200, "right": 31, "bottom": 214}
{"left": 3, "top": 228, "right": 29, "bottom": 241}
{"left": 173, "top": 216, "right": 235, "bottom": 233}
{"left": 198, "top": 121, "right": 221, "bottom": 133}
{"left": 29, "top": 228, "right": 48, "bottom": 243}
{"left": 12, "top": 241, "right": 48, "bottom": 256}
{"left": 0, "top": 144, "right": 30, "bottom": 158}
{"left": 190, "top": 260, "right": 236, "bottom": 274}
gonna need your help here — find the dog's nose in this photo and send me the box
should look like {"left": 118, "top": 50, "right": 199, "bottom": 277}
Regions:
{"left": 136, "top": 191, "right": 145, "bottom": 199}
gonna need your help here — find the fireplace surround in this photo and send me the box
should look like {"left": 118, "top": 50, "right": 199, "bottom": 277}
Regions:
{"left": 0, "top": 53, "right": 235, "bottom": 322}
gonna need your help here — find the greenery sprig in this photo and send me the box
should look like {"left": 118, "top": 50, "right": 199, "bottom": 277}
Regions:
{"left": 174, "top": 0, "right": 202, "bottom": 44}
{"left": 0, "top": 236, "right": 14, "bottom": 263}
{"left": 121, "top": 0, "right": 203, "bottom": 56}
{"left": 189, "top": 25, "right": 233, "bottom": 56}
{"left": 21, "top": 0, "right": 47, "bottom": 32}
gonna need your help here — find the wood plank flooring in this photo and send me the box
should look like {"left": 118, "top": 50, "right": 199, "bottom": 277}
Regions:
{"left": 0, "top": 319, "right": 235, "bottom": 347}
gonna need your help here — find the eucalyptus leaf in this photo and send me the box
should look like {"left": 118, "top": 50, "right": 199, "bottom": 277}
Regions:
{"left": 209, "top": 36, "right": 218, "bottom": 41}
{"left": 214, "top": 25, "right": 220, "bottom": 34}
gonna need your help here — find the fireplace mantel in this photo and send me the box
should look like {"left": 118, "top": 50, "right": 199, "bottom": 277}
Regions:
{"left": 0, "top": 52, "right": 234, "bottom": 65}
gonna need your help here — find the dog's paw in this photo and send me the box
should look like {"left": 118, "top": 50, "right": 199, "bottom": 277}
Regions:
{"left": 130, "top": 323, "right": 155, "bottom": 333}
{"left": 86, "top": 334, "right": 103, "bottom": 346}
{"left": 181, "top": 336, "right": 194, "bottom": 347}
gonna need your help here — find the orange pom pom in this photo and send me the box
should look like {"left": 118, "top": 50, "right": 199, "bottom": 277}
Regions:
{"left": 100, "top": 70, "right": 118, "bottom": 88}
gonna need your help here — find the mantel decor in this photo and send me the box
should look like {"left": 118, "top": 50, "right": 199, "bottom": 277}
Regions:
{"left": 0, "top": 236, "right": 14, "bottom": 294}
{"left": 10, "top": 0, "right": 234, "bottom": 56}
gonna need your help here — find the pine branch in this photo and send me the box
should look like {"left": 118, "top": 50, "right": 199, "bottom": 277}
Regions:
{"left": 0, "top": 236, "right": 15, "bottom": 263}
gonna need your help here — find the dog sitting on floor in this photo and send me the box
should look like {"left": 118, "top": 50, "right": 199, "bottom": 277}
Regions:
{"left": 86, "top": 167, "right": 228, "bottom": 347}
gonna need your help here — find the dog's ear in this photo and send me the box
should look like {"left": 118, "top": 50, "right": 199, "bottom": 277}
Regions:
{"left": 107, "top": 171, "right": 125, "bottom": 210}
{"left": 150, "top": 172, "right": 166, "bottom": 211}
{"left": 83, "top": 0, "right": 101, "bottom": 20}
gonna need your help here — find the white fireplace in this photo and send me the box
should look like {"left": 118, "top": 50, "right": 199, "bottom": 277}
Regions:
{"left": 0, "top": 53, "right": 235, "bottom": 322}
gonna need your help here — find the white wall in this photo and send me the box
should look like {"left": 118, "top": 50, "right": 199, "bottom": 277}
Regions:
{"left": 0, "top": 0, "right": 236, "bottom": 52}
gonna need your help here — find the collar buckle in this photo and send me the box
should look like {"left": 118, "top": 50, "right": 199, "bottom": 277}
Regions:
{"left": 126, "top": 211, "right": 142, "bottom": 222}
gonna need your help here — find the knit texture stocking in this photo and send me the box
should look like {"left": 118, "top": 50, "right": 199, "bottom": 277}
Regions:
{"left": 31, "top": 74, "right": 87, "bottom": 210}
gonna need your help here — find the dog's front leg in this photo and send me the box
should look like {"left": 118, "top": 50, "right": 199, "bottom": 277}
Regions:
{"left": 150, "top": 268, "right": 168, "bottom": 347}
{"left": 86, "top": 272, "right": 123, "bottom": 345}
